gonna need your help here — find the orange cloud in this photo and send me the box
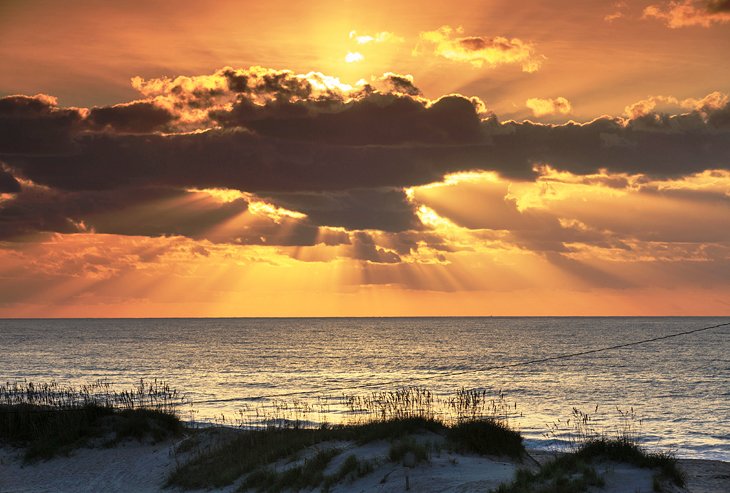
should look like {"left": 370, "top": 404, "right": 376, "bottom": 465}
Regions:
{"left": 416, "top": 26, "right": 543, "bottom": 72}
{"left": 604, "top": 1, "right": 628, "bottom": 22}
{"left": 624, "top": 91, "right": 729, "bottom": 118}
{"left": 643, "top": 0, "right": 730, "bottom": 28}
{"left": 525, "top": 97, "right": 572, "bottom": 117}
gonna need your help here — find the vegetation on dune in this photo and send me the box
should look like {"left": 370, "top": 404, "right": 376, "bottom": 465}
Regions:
{"left": 494, "top": 406, "right": 685, "bottom": 493}
{"left": 170, "top": 415, "right": 523, "bottom": 491}
{"left": 0, "top": 379, "right": 185, "bottom": 461}
{"left": 169, "top": 386, "right": 525, "bottom": 491}
{"left": 388, "top": 437, "right": 432, "bottom": 464}
{"left": 241, "top": 448, "right": 341, "bottom": 493}
{"left": 2, "top": 382, "right": 688, "bottom": 493}
{"left": 448, "top": 419, "right": 523, "bottom": 458}
{"left": 493, "top": 438, "right": 684, "bottom": 493}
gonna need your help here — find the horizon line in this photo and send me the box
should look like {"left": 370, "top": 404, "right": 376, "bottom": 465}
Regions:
{"left": 2, "top": 315, "right": 729, "bottom": 320}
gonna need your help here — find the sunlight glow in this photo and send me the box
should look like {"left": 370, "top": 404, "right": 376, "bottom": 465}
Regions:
{"left": 345, "top": 52, "right": 364, "bottom": 63}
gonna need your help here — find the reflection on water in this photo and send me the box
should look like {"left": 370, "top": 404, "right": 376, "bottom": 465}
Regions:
{"left": 0, "top": 317, "right": 728, "bottom": 460}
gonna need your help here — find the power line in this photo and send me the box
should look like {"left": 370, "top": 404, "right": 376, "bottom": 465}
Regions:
{"left": 196, "top": 320, "right": 730, "bottom": 405}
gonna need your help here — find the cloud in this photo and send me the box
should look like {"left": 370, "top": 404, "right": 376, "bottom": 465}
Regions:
{"left": 378, "top": 73, "right": 422, "bottom": 96}
{"left": 624, "top": 91, "right": 728, "bottom": 119}
{"left": 263, "top": 188, "right": 420, "bottom": 232}
{"left": 1, "top": 68, "right": 730, "bottom": 255}
{"left": 525, "top": 97, "right": 572, "bottom": 117}
{"left": 410, "top": 176, "right": 629, "bottom": 254}
{"left": 0, "top": 183, "right": 352, "bottom": 249}
{"left": 604, "top": 1, "right": 628, "bottom": 22}
{"left": 211, "top": 93, "right": 484, "bottom": 145}
{"left": 416, "top": 26, "right": 543, "bottom": 72}
{"left": 0, "top": 185, "right": 242, "bottom": 240}
{"left": 86, "top": 101, "right": 175, "bottom": 133}
{"left": 350, "top": 232, "right": 401, "bottom": 263}
{"left": 345, "top": 52, "right": 364, "bottom": 63}
{"left": 0, "top": 168, "right": 21, "bottom": 193}
{"left": 2, "top": 84, "right": 729, "bottom": 196}
{"left": 643, "top": 0, "right": 730, "bottom": 27}
{"left": 349, "top": 31, "right": 404, "bottom": 45}
{"left": 0, "top": 94, "right": 84, "bottom": 154}
{"left": 707, "top": 0, "right": 730, "bottom": 12}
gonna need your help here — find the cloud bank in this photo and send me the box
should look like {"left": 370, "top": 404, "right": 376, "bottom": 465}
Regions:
{"left": 1, "top": 66, "right": 729, "bottom": 272}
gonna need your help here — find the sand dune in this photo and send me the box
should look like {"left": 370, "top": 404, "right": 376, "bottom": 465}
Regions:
{"left": 2, "top": 434, "right": 728, "bottom": 493}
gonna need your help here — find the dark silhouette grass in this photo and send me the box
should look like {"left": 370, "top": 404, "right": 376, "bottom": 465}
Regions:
{"left": 0, "top": 380, "right": 184, "bottom": 461}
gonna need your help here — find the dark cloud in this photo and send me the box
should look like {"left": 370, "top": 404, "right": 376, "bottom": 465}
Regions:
{"left": 350, "top": 232, "right": 401, "bottom": 263}
{"left": 0, "top": 182, "right": 356, "bottom": 248}
{"left": 86, "top": 101, "right": 175, "bottom": 133}
{"left": 263, "top": 188, "right": 420, "bottom": 232}
{"left": 1, "top": 68, "right": 729, "bottom": 246}
{"left": 0, "top": 186, "right": 241, "bottom": 240}
{"left": 3, "top": 88, "right": 728, "bottom": 198}
{"left": 3, "top": 130, "right": 467, "bottom": 192}
{"left": 221, "top": 66, "right": 314, "bottom": 99}
{"left": 379, "top": 73, "right": 422, "bottom": 96}
{"left": 706, "top": 0, "right": 730, "bottom": 13}
{"left": 0, "top": 94, "right": 83, "bottom": 154}
{"left": 0, "top": 168, "right": 21, "bottom": 193}
{"left": 0, "top": 94, "right": 59, "bottom": 116}
{"left": 212, "top": 93, "right": 482, "bottom": 145}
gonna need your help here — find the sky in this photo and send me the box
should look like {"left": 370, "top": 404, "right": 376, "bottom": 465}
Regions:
{"left": 1, "top": 0, "right": 729, "bottom": 316}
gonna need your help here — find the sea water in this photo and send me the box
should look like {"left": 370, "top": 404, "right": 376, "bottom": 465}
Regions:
{"left": 1, "top": 317, "right": 728, "bottom": 460}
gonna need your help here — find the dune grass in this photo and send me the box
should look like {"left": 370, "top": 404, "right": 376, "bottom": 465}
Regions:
{"left": 0, "top": 380, "right": 184, "bottom": 461}
{"left": 321, "top": 453, "right": 375, "bottom": 489}
{"left": 577, "top": 438, "right": 684, "bottom": 488}
{"left": 494, "top": 407, "right": 685, "bottom": 493}
{"left": 493, "top": 438, "right": 684, "bottom": 493}
{"left": 170, "top": 406, "right": 524, "bottom": 490}
{"left": 448, "top": 419, "right": 524, "bottom": 458}
{"left": 493, "top": 455, "right": 605, "bottom": 493}
{"left": 169, "top": 386, "right": 524, "bottom": 490}
{"left": 3, "top": 381, "right": 687, "bottom": 493}
{"left": 241, "top": 448, "right": 342, "bottom": 493}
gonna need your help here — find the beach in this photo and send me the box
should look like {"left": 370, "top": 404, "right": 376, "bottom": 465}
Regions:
{"left": 2, "top": 430, "right": 729, "bottom": 492}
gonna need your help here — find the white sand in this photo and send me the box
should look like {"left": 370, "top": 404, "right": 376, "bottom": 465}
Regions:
{"left": 1, "top": 434, "right": 728, "bottom": 493}
{"left": 0, "top": 441, "right": 181, "bottom": 493}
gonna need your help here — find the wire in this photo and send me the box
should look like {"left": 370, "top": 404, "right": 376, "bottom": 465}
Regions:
{"left": 195, "top": 319, "right": 730, "bottom": 404}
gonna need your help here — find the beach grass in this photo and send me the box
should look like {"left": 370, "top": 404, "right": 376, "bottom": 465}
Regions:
{"left": 0, "top": 379, "right": 185, "bottom": 461}
{"left": 169, "top": 386, "right": 524, "bottom": 490}
{"left": 2, "top": 381, "right": 690, "bottom": 493}
{"left": 240, "top": 447, "right": 342, "bottom": 493}
{"left": 493, "top": 438, "right": 684, "bottom": 493}
{"left": 494, "top": 415, "right": 685, "bottom": 493}
{"left": 169, "top": 416, "right": 523, "bottom": 490}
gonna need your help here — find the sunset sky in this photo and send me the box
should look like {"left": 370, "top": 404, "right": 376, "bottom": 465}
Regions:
{"left": 1, "top": 0, "right": 729, "bottom": 316}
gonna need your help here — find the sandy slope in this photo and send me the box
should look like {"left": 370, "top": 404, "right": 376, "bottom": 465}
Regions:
{"left": 1, "top": 436, "right": 728, "bottom": 493}
{"left": 0, "top": 441, "right": 184, "bottom": 493}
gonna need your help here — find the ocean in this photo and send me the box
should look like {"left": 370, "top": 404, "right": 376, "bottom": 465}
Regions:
{"left": 1, "top": 317, "right": 728, "bottom": 461}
